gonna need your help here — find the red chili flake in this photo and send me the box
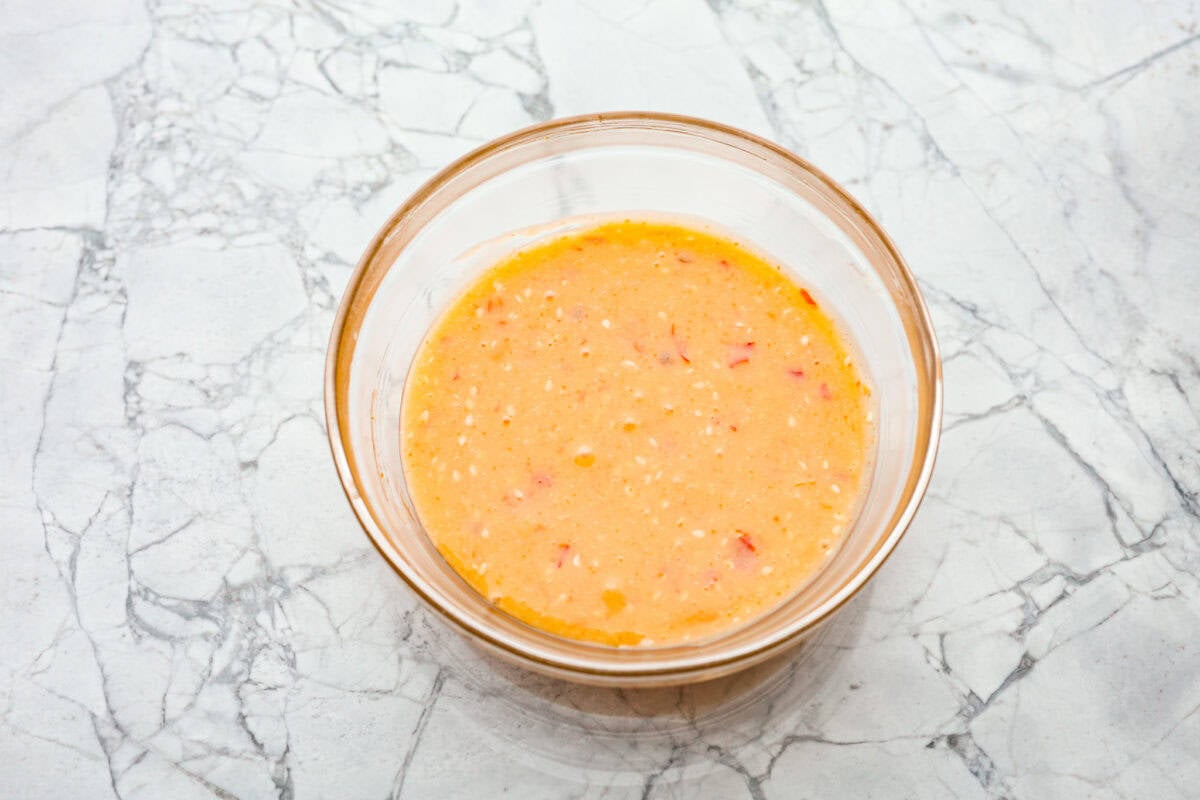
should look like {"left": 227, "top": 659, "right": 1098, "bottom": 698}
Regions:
{"left": 451, "top": 369, "right": 461, "bottom": 381}
{"left": 788, "top": 368, "right": 806, "bottom": 379}
{"left": 702, "top": 569, "right": 721, "bottom": 589}
{"left": 718, "top": 259, "right": 730, "bottom": 269}
{"left": 676, "top": 250, "right": 694, "bottom": 263}
{"left": 734, "top": 531, "right": 758, "bottom": 569}
{"left": 632, "top": 340, "right": 645, "bottom": 354}
{"left": 800, "top": 289, "right": 817, "bottom": 306}
{"left": 532, "top": 472, "right": 554, "bottom": 488}
{"left": 820, "top": 383, "right": 833, "bottom": 400}
{"left": 584, "top": 235, "right": 606, "bottom": 245}
{"left": 555, "top": 543, "right": 571, "bottom": 568}
{"left": 485, "top": 296, "right": 503, "bottom": 312}
{"left": 727, "top": 342, "right": 755, "bottom": 368}
{"left": 671, "top": 324, "right": 691, "bottom": 364}
{"left": 728, "top": 424, "right": 738, "bottom": 432}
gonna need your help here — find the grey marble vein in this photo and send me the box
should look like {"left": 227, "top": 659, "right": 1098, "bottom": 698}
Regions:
{"left": 2, "top": 0, "right": 1198, "bottom": 797}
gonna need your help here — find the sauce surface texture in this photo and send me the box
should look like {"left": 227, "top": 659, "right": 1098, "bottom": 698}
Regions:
{"left": 402, "top": 220, "right": 873, "bottom": 645}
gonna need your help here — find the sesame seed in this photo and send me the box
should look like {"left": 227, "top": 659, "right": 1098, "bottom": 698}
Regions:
{"left": 691, "top": 529, "right": 705, "bottom": 538}
{"left": 866, "top": 410, "right": 874, "bottom": 422}
{"left": 505, "top": 404, "right": 516, "bottom": 417}
{"left": 555, "top": 307, "right": 563, "bottom": 319}
{"left": 457, "top": 435, "right": 467, "bottom": 446}
{"left": 502, "top": 362, "right": 512, "bottom": 372}
{"left": 464, "top": 414, "right": 474, "bottom": 426}
{"left": 512, "top": 488, "right": 524, "bottom": 499}
{"left": 469, "top": 464, "right": 478, "bottom": 476}
{"left": 479, "top": 562, "right": 489, "bottom": 573}
{"left": 601, "top": 319, "right": 611, "bottom": 329}
{"left": 648, "top": 437, "right": 658, "bottom": 448}
{"left": 572, "top": 553, "right": 581, "bottom": 567}
{"left": 469, "top": 385, "right": 478, "bottom": 396}
{"left": 621, "top": 360, "right": 638, "bottom": 369}
{"left": 801, "top": 335, "right": 810, "bottom": 345}
{"left": 822, "top": 459, "right": 830, "bottom": 470}
{"left": 787, "top": 415, "right": 796, "bottom": 427}
{"left": 420, "top": 410, "right": 430, "bottom": 422}
{"left": 480, "top": 527, "right": 489, "bottom": 538}
{"left": 544, "top": 379, "right": 553, "bottom": 391}
{"left": 452, "top": 470, "right": 461, "bottom": 481}
{"left": 831, "top": 484, "right": 841, "bottom": 494}
{"left": 761, "top": 566, "right": 774, "bottom": 575}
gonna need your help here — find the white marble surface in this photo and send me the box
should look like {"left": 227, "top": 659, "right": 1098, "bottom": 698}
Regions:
{"left": 3, "top": 0, "right": 1199, "bottom": 797}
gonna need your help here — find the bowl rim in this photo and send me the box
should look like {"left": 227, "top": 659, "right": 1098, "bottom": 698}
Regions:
{"left": 324, "top": 111, "right": 943, "bottom": 680}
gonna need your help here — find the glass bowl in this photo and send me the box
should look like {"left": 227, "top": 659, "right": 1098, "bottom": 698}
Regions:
{"left": 324, "top": 112, "right": 941, "bottom": 687}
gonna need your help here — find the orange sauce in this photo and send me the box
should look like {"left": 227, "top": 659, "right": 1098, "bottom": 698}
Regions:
{"left": 402, "top": 220, "right": 873, "bottom": 645}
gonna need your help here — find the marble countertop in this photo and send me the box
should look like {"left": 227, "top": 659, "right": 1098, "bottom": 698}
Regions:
{"left": 4, "top": 1, "right": 1199, "bottom": 797}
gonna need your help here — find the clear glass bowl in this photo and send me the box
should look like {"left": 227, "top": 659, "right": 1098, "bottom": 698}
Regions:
{"left": 325, "top": 112, "right": 941, "bottom": 686}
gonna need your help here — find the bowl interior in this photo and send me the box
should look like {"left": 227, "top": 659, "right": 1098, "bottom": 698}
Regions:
{"left": 328, "top": 114, "right": 940, "bottom": 683}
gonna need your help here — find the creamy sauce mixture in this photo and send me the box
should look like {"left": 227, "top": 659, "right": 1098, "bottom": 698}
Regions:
{"left": 402, "top": 220, "right": 873, "bottom": 645}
